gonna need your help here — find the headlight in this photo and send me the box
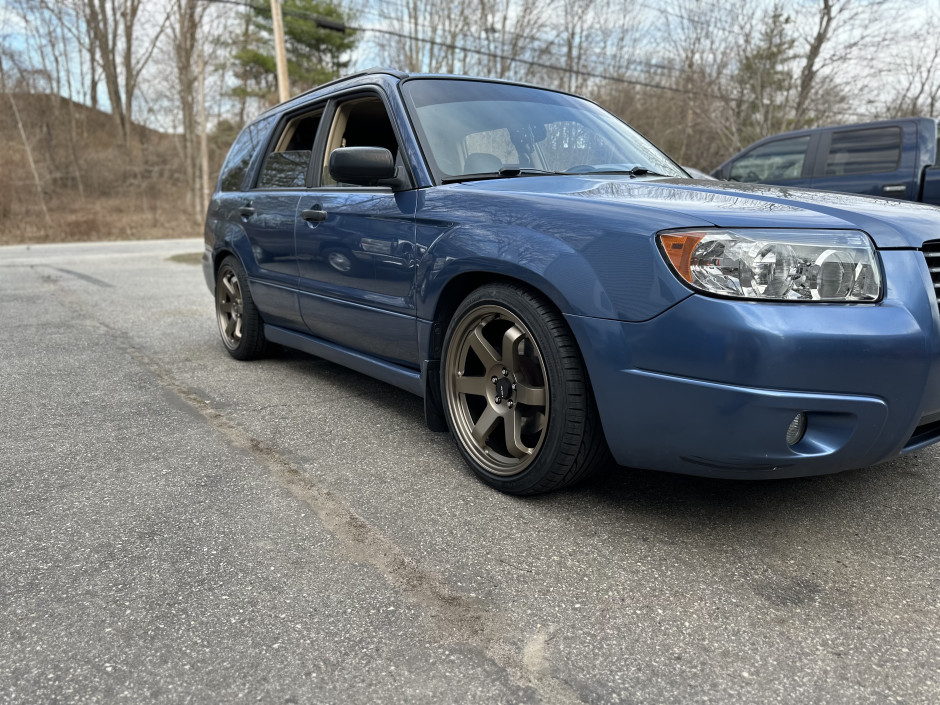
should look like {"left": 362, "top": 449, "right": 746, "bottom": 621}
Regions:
{"left": 657, "top": 229, "right": 882, "bottom": 301}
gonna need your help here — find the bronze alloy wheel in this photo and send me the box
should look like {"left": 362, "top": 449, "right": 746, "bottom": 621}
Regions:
{"left": 214, "top": 256, "right": 267, "bottom": 360}
{"left": 444, "top": 303, "right": 549, "bottom": 476}
{"left": 216, "top": 265, "right": 244, "bottom": 351}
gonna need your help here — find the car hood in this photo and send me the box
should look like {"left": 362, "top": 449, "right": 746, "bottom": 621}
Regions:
{"left": 457, "top": 176, "right": 940, "bottom": 248}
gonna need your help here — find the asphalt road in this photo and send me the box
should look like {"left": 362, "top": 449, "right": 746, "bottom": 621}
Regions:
{"left": 1, "top": 239, "right": 938, "bottom": 704}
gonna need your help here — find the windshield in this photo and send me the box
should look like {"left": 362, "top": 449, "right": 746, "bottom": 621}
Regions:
{"left": 400, "top": 78, "right": 687, "bottom": 183}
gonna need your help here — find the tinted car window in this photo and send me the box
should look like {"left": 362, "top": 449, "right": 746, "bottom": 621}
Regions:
{"left": 825, "top": 127, "right": 901, "bottom": 175}
{"left": 256, "top": 111, "right": 322, "bottom": 189}
{"left": 257, "top": 151, "right": 312, "bottom": 188}
{"left": 219, "top": 115, "right": 275, "bottom": 192}
{"left": 729, "top": 136, "right": 810, "bottom": 182}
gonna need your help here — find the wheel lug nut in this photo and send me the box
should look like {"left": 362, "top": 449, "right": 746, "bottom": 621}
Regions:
{"left": 502, "top": 368, "right": 508, "bottom": 376}
{"left": 491, "top": 376, "right": 498, "bottom": 383}
{"left": 495, "top": 396, "right": 502, "bottom": 404}
{"left": 511, "top": 383, "right": 517, "bottom": 390}
{"left": 507, "top": 400, "right": 514, "bottom": 408}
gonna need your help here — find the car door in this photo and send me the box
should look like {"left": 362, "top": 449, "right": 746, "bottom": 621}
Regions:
{"left": 236, "top": 109, "right": 326, "bottom": 330}
{"left": 295, "top": 90, "right": 419, "bottom": 366}
{"left": 810, "top": 125, "right": 912, "bottom": 199}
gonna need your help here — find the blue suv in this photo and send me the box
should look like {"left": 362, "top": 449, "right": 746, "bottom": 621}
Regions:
{"left": 204, "top": 69, "right": 940, "bottom": 494}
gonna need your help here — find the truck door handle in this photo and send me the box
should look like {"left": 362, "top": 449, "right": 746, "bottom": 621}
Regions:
{"left": 882, "top": 184, "right": 906, "bottom": 194}
{"left": 238, "top": 205, "right": 255, "bottom": 218}
{"left": 301, "top": 208, "right": 327, "bottom": 222}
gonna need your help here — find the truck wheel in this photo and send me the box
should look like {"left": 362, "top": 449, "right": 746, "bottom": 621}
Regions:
{"left": 215, "top": 255, "right": 268, "bottom": 360}
{"left": 441, "top": 283, "right": 609, "bottom": 494}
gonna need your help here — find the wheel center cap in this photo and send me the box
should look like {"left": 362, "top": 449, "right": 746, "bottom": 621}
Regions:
{"left": 494, "top": 377, "right": 513, "bottom": 400}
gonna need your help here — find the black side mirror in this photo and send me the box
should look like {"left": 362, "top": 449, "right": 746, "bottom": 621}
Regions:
{"left": 329, "top": 147, "right": 406, "bottom": 189}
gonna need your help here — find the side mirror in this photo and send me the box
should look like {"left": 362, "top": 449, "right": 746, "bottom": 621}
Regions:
{"left": 329, "top": 147, "right": 406, "bottom": 189}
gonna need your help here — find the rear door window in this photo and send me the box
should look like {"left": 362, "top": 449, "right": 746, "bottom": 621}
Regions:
{"left": 824, "top": 127, "right": 902, "bottom": 175}
{"left": 255, "top": 110, "right": 323, "bottom": 189}
{"left": 729, "top": 136, "right": 810, "bottom": 183}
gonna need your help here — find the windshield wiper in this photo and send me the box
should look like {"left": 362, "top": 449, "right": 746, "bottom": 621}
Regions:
{"left": 587, "top": 166, "right": 672, "bottom": 178}
{"left": 497, "top": 167, "right": 565, "bottom": 177}
{"left": 441, "top": 168, "right": 565, "bottom": 184}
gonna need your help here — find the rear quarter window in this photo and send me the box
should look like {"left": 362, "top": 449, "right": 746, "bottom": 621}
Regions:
{"left": 219, "top": 115, "right": 276, "bottom": 192}
{"left": 825, "top": 127, "right": 901, "bottom": 175}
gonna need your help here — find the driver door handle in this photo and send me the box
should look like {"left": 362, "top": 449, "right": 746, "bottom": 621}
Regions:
{"left": 238, "top": 205, "right": 255, "bottom": 218}
{"left": 301, "top": 208, "right": 327, "bottom": 222}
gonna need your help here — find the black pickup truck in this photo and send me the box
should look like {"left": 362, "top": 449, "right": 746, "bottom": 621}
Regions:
{"left": 711, "top": 117, "right": 940, "bottom": 205}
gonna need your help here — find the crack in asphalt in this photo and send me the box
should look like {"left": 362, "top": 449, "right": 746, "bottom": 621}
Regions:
{"left": 46, "top": 271, "right": 588, "bottom": 705}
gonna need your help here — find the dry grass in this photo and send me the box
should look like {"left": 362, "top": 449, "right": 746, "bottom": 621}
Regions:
{"left": 0, "top": 93, "right": 224, "bottom": 247}
{"left": 168, "top": 252, "right": 204, "bottom": 265}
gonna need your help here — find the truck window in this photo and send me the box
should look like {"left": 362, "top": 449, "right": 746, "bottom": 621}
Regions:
{"left": 824, "top": 127, "right": 901, "bottom": 176}
{"left": 255, "top": 110, "right": 322, "bottom": 189}
{"left": 728, "top": 136, "right": 810, "bottom": 183}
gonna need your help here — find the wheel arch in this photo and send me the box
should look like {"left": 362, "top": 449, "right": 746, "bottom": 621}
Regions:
{"left": 211, "top": 246, "right": 238, "bottom": 281}
{"left": 421, "top": 269, "right": 582, "bottom": 434}
{"left": 427, "top": 269, "right": 572, "bottom": 361}
{"left": 210, "top": 232, "right": 260, "bottom": 285}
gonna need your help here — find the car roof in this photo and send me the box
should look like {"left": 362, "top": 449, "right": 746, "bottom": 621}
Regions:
{"left": 256, "top": 68, "right": 590, "bottom": 120}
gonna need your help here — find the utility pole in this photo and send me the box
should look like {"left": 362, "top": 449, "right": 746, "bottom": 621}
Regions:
{"left": 198, "top": 51, "right": 210, "bottom": 217}
{"left": 270, "top": 0, "right": 290, "bottom": 103}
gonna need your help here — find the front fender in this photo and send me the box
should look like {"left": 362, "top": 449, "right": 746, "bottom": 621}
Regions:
{"left": 414, "top": 194, "right": 695, "bottom": 322}
{"left": 416, "top": 227, "right": 578, "bottom": 320}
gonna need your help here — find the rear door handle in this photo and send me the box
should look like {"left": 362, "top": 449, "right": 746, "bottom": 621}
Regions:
{"left": 238, "top": 205, "right": 255, "bottom": 218}
{"left": 301, "top": 208, "right": 327, "bottom": 222}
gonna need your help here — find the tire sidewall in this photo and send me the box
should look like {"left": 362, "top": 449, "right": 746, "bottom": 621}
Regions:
{"left": 215, "top": 255, "right": 266, "bottom": 360}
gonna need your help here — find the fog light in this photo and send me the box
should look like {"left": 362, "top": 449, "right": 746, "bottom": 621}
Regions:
{"left": 786, "top": 413, "right": 807, "bottom": 446}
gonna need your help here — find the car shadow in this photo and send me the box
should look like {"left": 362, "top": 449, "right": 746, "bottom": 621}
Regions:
{"left": 557, "top": 448, "right": 938, "bottom": 539}
{"left": 266, "top": 346, "right": 938, "bottom": 532}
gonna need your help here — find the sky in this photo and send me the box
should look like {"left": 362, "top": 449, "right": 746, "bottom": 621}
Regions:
{"left": 2, "top": 0, "right": 939, "bottom": 129}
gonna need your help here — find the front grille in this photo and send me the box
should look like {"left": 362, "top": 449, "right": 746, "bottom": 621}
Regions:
{"left": 922, "top": 240, "right": 940, "bottom": 313}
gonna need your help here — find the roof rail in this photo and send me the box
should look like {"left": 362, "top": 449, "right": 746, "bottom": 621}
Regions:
{"left": 270, "top": 67, "right": 409, "bottom": 110}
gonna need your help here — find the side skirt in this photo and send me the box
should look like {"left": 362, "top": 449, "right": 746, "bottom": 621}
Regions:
{"left": 264, "top": 324, "right": 424, "bottom": 397}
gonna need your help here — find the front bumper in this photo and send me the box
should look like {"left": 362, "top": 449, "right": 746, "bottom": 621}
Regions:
{"left": 567, "top": 249, "right": 940, "bottom": 478}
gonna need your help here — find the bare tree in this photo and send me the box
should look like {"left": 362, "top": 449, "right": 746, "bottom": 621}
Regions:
{"left": 169, "top": 0, "right": 210, "bottom": 220}
{"left": 81, "top": 0, "right": 169, "bottom": 150}
{"left": 0, "top": 54, "right": 52, "bottom": 225}
{"left": 879, "top": 7, "right": 940, "bottom": 117}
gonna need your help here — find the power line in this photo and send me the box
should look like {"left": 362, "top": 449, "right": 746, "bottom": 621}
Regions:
{"left": 352, "top": 2, "right": 685, "bottom": 76}
{"left": 200, "top": 0, "right": 887, "bottom": 119}
{"left": 201, "top": 0, "right": 723, "bottom": 98}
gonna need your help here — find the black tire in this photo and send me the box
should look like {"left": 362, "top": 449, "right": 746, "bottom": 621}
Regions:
{"left": 441, "top": 283, "right": 609, "bottom": 494}
{"left": 215, "top": 255, "right": 268, "bottom": 360}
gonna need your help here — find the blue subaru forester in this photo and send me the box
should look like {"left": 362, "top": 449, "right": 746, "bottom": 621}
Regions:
{"left": 203, "top": 69, "right": 940, "bottom": 494}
